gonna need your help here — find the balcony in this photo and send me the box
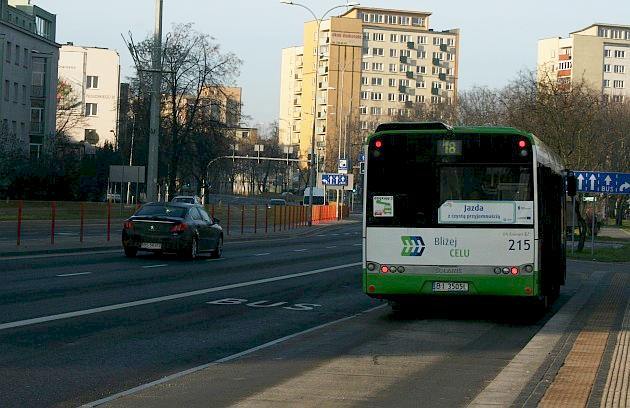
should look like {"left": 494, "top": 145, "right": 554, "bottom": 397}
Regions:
{"left": 406, "top": 71, "right": 414, "bottom": 79}
{"left": 439, "top": 73, "right": 447, "bottom": 81}
{"left": 440, "top": 43, "right": 448, "bottom": 52}
{"left": 399, "top": 85, "right": 408, "bottom": 93}
{"left": 407, "top": 41, "right": 415, "bottom": 49}
{"left": 400, "top": 55, "right": 408, "bottom": 64}
{"left": 431, "top": 87, "right": 440, "bottom": 96}
{"left": 557, "top": 69, "right": 571, "bottom": 77}
{"left": 559, "top": 54, "right": 571, "bottom": 61}
{"left": 432, "top": 57, "right": 440, "bottom": 66}
{"left": 30, "top": 121, "right": 43, "bottom": 134}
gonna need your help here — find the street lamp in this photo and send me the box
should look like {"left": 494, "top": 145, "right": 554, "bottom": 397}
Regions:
{"left": 280, "top": 0, "right": 360, "bottom": 226}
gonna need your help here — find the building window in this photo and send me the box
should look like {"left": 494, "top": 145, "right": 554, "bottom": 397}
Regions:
{"left": 15, "top": 44, "right": 20, "bottom": 65}
{"left": 85, "top": 103, "right": 98, "bottom": 116}
{"left": 446, "top": 82, "right": 454, "bottom": 90}
{"left": 412, "top": 17, "right": 424, "bottom": 26}
{"left": 612, "top": 95, "right": 624, "bottom": 102}
{"left": 416, "top": 66, "right": 426, "bottom": 74}
{"left": 387, "top": 93, "right": 396, "bottom": 101}
{"left": 614, "top": 65, "right": 625, "bottom": 74}
{"left": 370, "top": 106, "right": 381, "bottom": 115}
{"left": 387, "top": 15, "right": 398, "bottom": 25}
{"left": 363, "top": 31, "right": 369, "bottom": 40}
{"left": 613, "top": 80, "right": 625, "bottom": 88}
{"left": 362, "top": 47, "right": 369, "bottom": 55}
{"left": 415, "top": 95, "right": 425, "bottom": 103}
{"left": 400, "top": 16, "right": 410, "bottom": 25}
{"left": 399, "top": 64, "right": 408, "bottom": 72}
{"left": 362, "top": 61, "right": 370, "bottom": 70}
{"left": 431, "top": 96, "right": 440, "bottom": 104}
{"left": 432, "top": 81, "right": 442, "bottom": 89}
{"left": 372, "top": 33, "right": 384, "bottom": 41}
{"left": 359, "top": 106, "right": 367, "bottom": 114}
{"left": 603, "top": 79, "right": 611, "bottom": 88}
{"left": 614, "top": 50, "right": 626, "bottom": 58}
{"left": 13, "top": 82, "right": 18, "bottom": 102}
{"left": 360, "top": 91, "right": 369, "bottom": 100}
{"left": 401, "top": 50, "right": 411, "bottom": 58}
{"left": 399, "top": 79, "right": 410, "bottom": 87}
{"left": 362, "top": 13, "right": 369, "bottom": 23}
{"left": 604, "top": 64, "right": 611, "bottom": 72}
{"left": 86, "top": 75, "right": 99, "bottom": 89}
{"left": 390, "top": 34, "right": 398, "bottom": 42}
{"left": 23, "top": 48, "right": 28, "bottom": 67}
{"left": 371, "top": 77, "right": 383, "bottom": 86}
{"left": 29, "top": 144, "right": 41, "bottom": 159}
{"left": 390, "top": 48, "right": 398, "bottom": 57}
{"left": 22, "top": 85, "right": 26, "bottom": 104}
{"left": 604, "top": 49, "right": 612, "bottom": 57}
{"left": 372, "top": 48, "right": 384, "bottom": 56}
{"left": 447, "top": 53, "right": 455, "bottom": 61}
{"left": 398, "top": 93, "right": 409, "bottom": 102}
{"left": 371, "top": 62, "right": 383, "bottom": 71}
{"left": 360, "top": 121, "right": 368, "bottom": 130}
{"left": 371, "top": 92, "right": 383, "bottom": 100}
{"left": 400, "top": 35, "right": 410, "bottom": 43}
{"left": 416, "top": 81, "right": 426, "bottom": 88}
{"left": 418, "top": 50, "right": 426, "bottom": 59}
{"left": 4, "top": 80, "right": 9, "bottom": 100}
{"left": 432, "top": 37, "right": 442, "bottom": 46}
{"left": 418, "top": 36, "right": 427, "bottom": 44}
{"left": 6, "top": 41, "right": 11, "bottom": 62}
{"left": 388, "top": 78, "right": 397, "bottom": 87}
{"left": 388, "top": 63, "right": 397, "bottom": 72}
{"left": 361, "top": 76, "right": 368, "bottom": 85}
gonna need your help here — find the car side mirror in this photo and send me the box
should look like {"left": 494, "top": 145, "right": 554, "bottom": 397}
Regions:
{"left": 566, "top": 171, "right": 577, "bottom": 197}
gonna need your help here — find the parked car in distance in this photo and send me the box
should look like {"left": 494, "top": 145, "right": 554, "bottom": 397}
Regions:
{"left": 104, "top": 193, "right": 122, "bottom": 203}
{"left": 171, "top": 195, "right": 202, "bottom": 205}
{"left": 122, "top": 202, "right": 223, "bottom": 259}
{"left": 267, "top": 198, "right": 287, "bottom": 208}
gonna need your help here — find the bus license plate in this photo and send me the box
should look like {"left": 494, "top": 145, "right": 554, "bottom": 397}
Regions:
{"left": 432, "top": 282, "right": 469, "bottom": 292}
{"left": 141, "top": 242, "right": 162, "bottom": 250}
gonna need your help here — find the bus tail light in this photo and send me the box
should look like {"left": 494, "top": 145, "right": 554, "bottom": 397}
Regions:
{"left": 374, "top": 140, "right": 382, "bottom": 148}
{"left": 380, "top": 265, "right": 390, "bottom": 273}
{"left": 368, "top": 285, "right": 376, "bottom": 293}
{"left": 510, "top": 267, "right": 519, "bottom": 275}
{"left": 518, "top": 140, "right": 527, "bottom": 148}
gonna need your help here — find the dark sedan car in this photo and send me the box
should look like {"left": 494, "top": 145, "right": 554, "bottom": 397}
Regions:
{"left": 122, "top": 202, "right": 223, "bottom": 259}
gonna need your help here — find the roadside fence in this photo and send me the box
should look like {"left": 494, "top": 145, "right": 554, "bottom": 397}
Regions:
{"left": 0, "top": 200, "right": 343, "bottom": 246}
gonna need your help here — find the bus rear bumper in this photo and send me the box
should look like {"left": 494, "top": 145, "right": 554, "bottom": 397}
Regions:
{"left": 364, "top": 273, "right": 538, "bottom": 298}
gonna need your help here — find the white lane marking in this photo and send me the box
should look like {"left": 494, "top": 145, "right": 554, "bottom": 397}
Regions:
{"left": 80, "top": 304, "right": 385, "bottom": 408}
{"left": 353, "top": 243, "right": 362, "bottom": 247}
{"left": 206, "top": 258, "right": 226, "bottom": 262}
{"left": 142, "top": 264, "right": 167, "bottom": 269}
{"left": 0, "top": 249, "right": 121, "bottom": 261}
{"left": 293, "top": 249, "right": 307, "bottom": 252}
{"left": 0, "top": 262, "right": 362, "bottom": 332}
{"left": 326, "top": 245, "right": 337, "bottom": 249}
{"left": 343, "top": 233, "right": 351, "bottom": 235}
{"left": 316, "top": 234, "right": 327, "bottom": 237}
{"left": 56, "top": 272, "right": 92, "bottom": 277}
{"left": 254, "top": 253, "right": 271, "bottom": 256}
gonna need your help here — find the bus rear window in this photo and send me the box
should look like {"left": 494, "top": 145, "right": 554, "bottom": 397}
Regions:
{"left": 366, "top": 132, "right": 533, "bottom": 228}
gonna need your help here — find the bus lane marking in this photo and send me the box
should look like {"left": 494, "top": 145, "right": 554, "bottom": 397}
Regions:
{"left": 0, "top": 262, "right": 361, "bottom": 331}
{"left": 206, "top": 298, "right": 322, "bottom": 311}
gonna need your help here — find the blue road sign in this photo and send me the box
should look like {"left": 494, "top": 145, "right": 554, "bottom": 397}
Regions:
{"left": 574, "top": 171, "right": 630, "bottom": 195}
{"left": 358, "top": 152, "right": 365, "bottom": 162}
{"left": 321, "top": 173, "right": 348, "bottom": 186}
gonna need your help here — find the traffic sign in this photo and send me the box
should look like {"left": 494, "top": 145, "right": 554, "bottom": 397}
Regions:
{"left": 321, "top": 173, "right": 349, "bottom": 186}
{"left": 574, "top": 171, "right": 630, "bottom": 194}
{"left": 358, "top": 152, "right": 365, "bottom": 162}
{"left": 338, "top": 159, "right": 348, "bottom": 174}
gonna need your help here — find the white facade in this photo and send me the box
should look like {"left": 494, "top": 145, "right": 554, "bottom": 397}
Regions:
{"left": 58, "top": 45, "right": 120, "bottom": 146}
{"left": 0, "top": 0, "right": 58, "bottom": 157}
{"left": 278, "top": 46, "right": 302, "bottom": 148}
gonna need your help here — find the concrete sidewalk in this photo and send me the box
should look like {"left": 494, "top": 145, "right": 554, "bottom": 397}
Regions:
{"left": 86, "top": 261, "right": 629, "bottom": 408}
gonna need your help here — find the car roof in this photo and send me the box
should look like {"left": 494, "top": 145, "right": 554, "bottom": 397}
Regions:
{"left": 143, "top": 201, "right": 195, "bottom": 208}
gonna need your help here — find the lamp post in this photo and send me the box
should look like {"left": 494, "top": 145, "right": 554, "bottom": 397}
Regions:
{"left": 280, "top": 0, "right": 359, "bottom": 226}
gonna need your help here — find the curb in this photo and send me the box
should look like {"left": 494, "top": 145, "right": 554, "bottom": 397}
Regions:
{"left": 0, "top": 220, "right": 359, "bottom": 258}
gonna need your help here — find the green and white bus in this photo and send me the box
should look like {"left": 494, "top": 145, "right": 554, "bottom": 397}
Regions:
{"left": 363, "top": 122, "right": 570, "bottom": 311}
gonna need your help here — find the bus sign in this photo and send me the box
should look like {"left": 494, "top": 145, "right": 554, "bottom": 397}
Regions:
{"left": 321, "top": 173, "right": 348, "bottom": 186}
{"left": 574, "top": 171, "right": 630, "bottom": 194}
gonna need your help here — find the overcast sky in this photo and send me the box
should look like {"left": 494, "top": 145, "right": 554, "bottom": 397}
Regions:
{"left": 36, "top": 0, "right": 630, "bottom": 126}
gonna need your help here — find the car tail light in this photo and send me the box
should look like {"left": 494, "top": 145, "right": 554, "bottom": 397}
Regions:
{"left": 169, "top": 223, "right": 188, "bottom": 233}
{"left": 123, "top": 221, "right": 133, "bottom": 230}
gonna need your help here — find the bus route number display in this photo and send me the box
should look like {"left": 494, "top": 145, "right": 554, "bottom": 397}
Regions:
{"left": 437, "top": 140, "right": 462, "bottom": 156}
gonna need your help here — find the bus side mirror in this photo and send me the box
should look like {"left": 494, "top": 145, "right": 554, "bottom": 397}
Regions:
{"left": 567, "top": 172, "right": 577, "bottom": 197}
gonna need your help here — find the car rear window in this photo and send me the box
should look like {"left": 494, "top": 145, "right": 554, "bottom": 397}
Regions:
{"left": 136, "top": 205, "right": 187, "bottom": 218}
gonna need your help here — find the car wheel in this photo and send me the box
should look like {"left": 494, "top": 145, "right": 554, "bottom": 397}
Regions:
{"left": 124, "top": 246, "right": 137, "bottom": 258}
{"left": 211, "top": 236, "right": 223, "bottom": 259}
{"left": 184, "top": 237, "right": 198, "bottom": 260}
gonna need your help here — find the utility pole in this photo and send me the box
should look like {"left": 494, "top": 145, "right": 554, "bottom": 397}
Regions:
{"left": 146, "top": 0, "right": 163, "bottom": 202}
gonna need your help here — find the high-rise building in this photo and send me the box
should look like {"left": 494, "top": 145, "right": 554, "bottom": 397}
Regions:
{"left": 58, "top": 44, "right": 120, "bottom": 146}
{"left": 538, "top": 24, "right": 630, "bottom": 102}
{"left": 279, "top": 6, "right": 460, "bottom": 171}
{"left": 0, "top": 0, "right": 58, "bottom": 158}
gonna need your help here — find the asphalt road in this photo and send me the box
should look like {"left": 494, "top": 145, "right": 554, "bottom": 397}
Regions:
{"left": 0, "top": 222, "right": 591, "bottom": 407}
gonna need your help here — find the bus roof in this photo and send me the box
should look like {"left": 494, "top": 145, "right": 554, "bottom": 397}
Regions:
{"left": 369, "top": 122, "right": 564, "bottom": 173}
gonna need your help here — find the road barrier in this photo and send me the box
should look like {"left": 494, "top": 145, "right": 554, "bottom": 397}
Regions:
{"left": 0, "top": 200, "right": 344, "bottom": 247}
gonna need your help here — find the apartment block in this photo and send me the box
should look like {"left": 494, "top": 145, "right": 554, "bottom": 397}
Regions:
{"left": 58, "top": 44, "right": 120, "bottom": 146}
{"left": 538, "top": 23, "right": 630, "bottom": 102}
{"left": 0, "top": 0, "right": 58, "bottom": 157}
{"left": 279, "top": 6, "right": 460, "bottom": 171}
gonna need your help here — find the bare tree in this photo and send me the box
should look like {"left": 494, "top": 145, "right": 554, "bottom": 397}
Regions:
{"left": 56, "top": 79, "right": 87, "bottom": 138}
